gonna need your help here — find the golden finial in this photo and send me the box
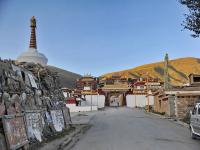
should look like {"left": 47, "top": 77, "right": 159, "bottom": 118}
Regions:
{"left": 30, "top": 16, "right": 36, "bottom": 28}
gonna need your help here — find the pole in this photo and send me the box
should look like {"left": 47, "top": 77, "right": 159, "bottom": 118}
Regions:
{"left": 91, "top": 85, "right": 92, "bottom": 111}
{"left": 147, "top": 74, "right": 150, "bottom": 112}
{"left": 97, "top": 93, "right": 99, "bottom": 109}
{"left": 135, "top": 93, "right": 136, "bottom": 108}
{"left": 91, "top": 93, "right": 92, "bottom": 111}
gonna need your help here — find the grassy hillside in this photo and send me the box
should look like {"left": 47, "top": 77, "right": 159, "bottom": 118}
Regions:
{"left": 101, "top": 57, "right": 200, "bottom": 86}
{"left": 47, "top": 66, "right": 81, "bottom": 88}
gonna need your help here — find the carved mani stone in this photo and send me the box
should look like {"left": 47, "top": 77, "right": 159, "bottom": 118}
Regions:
{"left": 6, "top": 94, "right": 16, "bottom": 115}
{"left": 12, "top": 94, "right": 22, "bottom": 113}
{"left": 0, "top": 94, "right": 5, "bottom": 116}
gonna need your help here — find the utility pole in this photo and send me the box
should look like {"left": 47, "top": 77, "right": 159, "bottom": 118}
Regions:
{"left": 146, "top": 72, "right": 150, "bottom": 112}
{"left": 134, "top": 92, "right": 136, "bottom": 108}
{"left": 97, "top": 93, "right": 99, "bottom": 109}
{"left": 90, "top": 85, "right": 92, "bottom": 111}
{"left": 91, "top": 94, "right": 92, "bottom": 111}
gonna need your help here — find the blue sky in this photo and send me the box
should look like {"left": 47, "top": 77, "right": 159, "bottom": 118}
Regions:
{"left": 0, "top": 0, "right": 199, "bottom": 76}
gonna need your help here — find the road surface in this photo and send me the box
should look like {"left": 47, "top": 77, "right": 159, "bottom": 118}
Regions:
{"left": 70, "top": 107, "right": 200, "bottom": 150}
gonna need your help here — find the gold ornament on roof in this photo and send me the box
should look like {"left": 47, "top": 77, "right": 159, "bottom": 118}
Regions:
{"left": 30, "top": 16, "right": 36, "bottom": 28}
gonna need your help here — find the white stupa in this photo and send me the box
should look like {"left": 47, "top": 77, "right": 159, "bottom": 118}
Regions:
{"left": 17, "top": 16, "right": 48, "bottom": 66}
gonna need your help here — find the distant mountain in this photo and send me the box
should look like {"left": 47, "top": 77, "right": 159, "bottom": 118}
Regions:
{"left": 101, "top": 57, "right": 200, "bottom": 86}
{"left": 47, "top": 66, "right": 81, "bottom": 88}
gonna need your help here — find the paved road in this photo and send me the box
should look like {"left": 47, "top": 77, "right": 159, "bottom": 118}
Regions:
{"left": 70, "top": 107, "right": 200, "bottom": 150}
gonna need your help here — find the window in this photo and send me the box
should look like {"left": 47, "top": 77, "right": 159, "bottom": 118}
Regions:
{"left": 193, "top": 76, "right": 200, "bottom": 82}
{"left": 140, "top": 86, "right": 144, "bottom": 89}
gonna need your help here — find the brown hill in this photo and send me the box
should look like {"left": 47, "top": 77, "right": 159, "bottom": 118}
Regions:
{"left": 101, "top": 57, "right": 200, "bottom": 86}
{"left": 47, "top": 66, "right": 81, "bottom": 88}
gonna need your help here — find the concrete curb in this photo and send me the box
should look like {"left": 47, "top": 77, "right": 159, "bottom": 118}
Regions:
{"left": 59, "top": 137, "right": 72, "bottom": 149}
{"left": 175, "top": 120, "right": 189, "bottom": 128}
{"left": 60, "top": 125, "right": 91, "bottom": 150}
{"left": 59, "top": 112, "right": 95, "bottom": 150}
{"left": 147, "top": 111, "right": 189, "bottom": 128}
{"left": 64, "top": 111, "right": 96, "bottom": 150}
{"left": 37, "top": 124, "right": 91, "bottom": 150}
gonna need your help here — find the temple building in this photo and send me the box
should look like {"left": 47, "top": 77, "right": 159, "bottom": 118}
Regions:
{"left": 76, "top": 74, "right": 98, "bottom": 91}
{"left": 99, "top": 74, "right": 128, "bottom": 87}
{"left": 17, "top": 16, "right": 48, "bottom": 66}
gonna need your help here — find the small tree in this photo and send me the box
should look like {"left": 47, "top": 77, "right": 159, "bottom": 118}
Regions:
{"left": 180, "top": 0, "right": 200, "bottom": 37}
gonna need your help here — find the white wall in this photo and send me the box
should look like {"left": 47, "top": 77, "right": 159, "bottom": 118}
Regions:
{"left": 126, "top": 95, "right": 154, "bottom": 108}
{"left": 148, "top": 96, "right": 154, "bottom": 106}
{"left": 85, "top": 95, "right": 105, "bottom": 108}
{"left": 66, "top": 104, "right": 98, "bottom": 113}
{"left": 126, "top": 95, "right": 136, "bottom": 108}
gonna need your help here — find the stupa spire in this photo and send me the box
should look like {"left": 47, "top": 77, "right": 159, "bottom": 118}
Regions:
{"left": 29, "top": 16, "right": 37, "bottom": 49}
{"left": 17, "top": 16, "right": 48, "bottom": 66}
{"left": 164, "top": 53, "right": 170, "bottom": 90}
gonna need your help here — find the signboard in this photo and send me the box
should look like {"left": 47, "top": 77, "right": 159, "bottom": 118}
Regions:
{"left": 50, "top": 110, "right": 65, "bottom": 132}
{"left": 2, "top": 115, "right": 29, "bottom": 150}
{"left": 25, "top": 110, "right": 44, "bottom": 142}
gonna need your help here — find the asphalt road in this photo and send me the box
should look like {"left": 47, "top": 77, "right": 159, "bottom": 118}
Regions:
{"left": 70, "top": 107, "right": 200, "bottom": 150}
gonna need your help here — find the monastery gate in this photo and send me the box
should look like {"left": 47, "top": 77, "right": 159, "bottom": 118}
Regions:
{"left": 102, "top": 84, "right": 130, "bottom": 107}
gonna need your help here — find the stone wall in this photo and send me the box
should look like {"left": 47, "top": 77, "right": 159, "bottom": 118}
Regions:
{"left": 175, "top": 94, "right": 200, "bottom": 119}
{"left": 153, "top": 89, "right": 200, "bottom": 119}
{"left": 0, "top": 59, "right": 71, "bottom": 150}
{"left": 153, "top": 91, "right": 168, "bottom": 114}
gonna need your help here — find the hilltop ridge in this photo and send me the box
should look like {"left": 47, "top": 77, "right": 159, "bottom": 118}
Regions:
{"left": 47, "top": 66, "right": 81, "bottom": 88}
{"left": 101, "top": 57, "right": 200, "bottom": 86}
